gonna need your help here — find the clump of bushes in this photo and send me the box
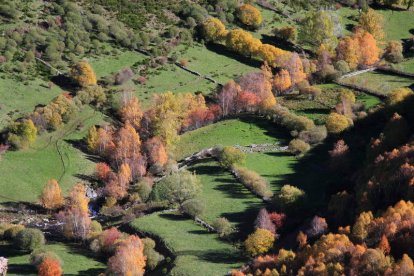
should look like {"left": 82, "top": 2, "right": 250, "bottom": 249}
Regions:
{"left": 268, "top": 105, "right": 315, "bottom": 134}
{"left": 288, "top": 139, "right": 310, "bottom": 155}
{"left": 234, "top": 167, "right": 273, "bottom": 198}
{"left": 30, "top": 248, "right": 62, "bottom": 267}
{"left": 143, "top": 238, "right": 165, "bottom": 270}
{"left": 298, "top": 126, "right": 327, "bottom": 144}
{"left": 213, "top": 217, "right": 235, "bottom": 239}
{"left": 14, "top": 228, "right": 45, "bottom": 251}
{"left": 325, "top": 112, "right": 352, "bottom": 134}
{"left": 181, "top": 199, "right": 205, "bottom": 218}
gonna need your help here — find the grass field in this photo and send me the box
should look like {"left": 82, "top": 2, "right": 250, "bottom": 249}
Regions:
{"left": 394, "top": 58, "right": 414, "bottom": 74}
{"left": 177, "top": 44, "right": 259, "bottom": 84}
{"left": 0, "top": 76, "right": 63, "bottom": 130}
{"left": 1, "top": 241, "right": 105, "bottom": 275}
{"left": 378, "top": 9, "right": 414, "bottom": 41}
{"left": 90, "top": 50, "right": 147, "bottom": 79}
{"left": 189, "top": 160, "right": 263, "bottom": 228}
{"left": 0, "top": 107, "right": 107, "bottom": 203}
{"left": 340, "top": 71, "right": 414, "bottom": 96}
{"left": 131, "top": 213, "right": 246, "bottom": 276}
{"left": 174, "top": 115, "right": 289, "bottom": 160}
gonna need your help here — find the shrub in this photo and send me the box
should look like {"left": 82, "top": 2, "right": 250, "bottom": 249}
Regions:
{"left": 218, "top": 146, "right": 246, "bottom": 169}
{"left": 269, "top": 105, "right": 315, "bottom": 133}
{"left": 14, "top": 228, "right": 45, "bottom": 251}
{"left": 115, "top": 67, "right": 134, "bottom": 85}
{"left": 244, "top": 228, "right": 275, "bottom": 256}
{"left": 288, "top": 139, "right": 310, "bottom": 155}
{"left": 30, "top": 248, "right": 61, "bottom": 267}
{"left": 325, "top": 113, "right": 351, "bottom": 134}
{"left": 90, "top": 220, "right": 103, "bottom": 239}
{"left": 384, "top": 40, "right": 403, "bottom": 63}
{"left": 38, "top": 257, "right": 63, "bottom": 276}
{"left": 335, "top": 60, "right": 350, "bottom": 75}
{"left": 275, "top": 185, "right": 305, "bottom": 213}
{"left": 135, "top": 178, "right": 153, "bottom": 202}
{"left": 7, "top": 119, "right": 37, "bottom": 149}
{"left": 76, "top": 85, "right": 106, "bottom": 106}
{"left": 386, "top": 88, "right": 413, "bottom": 106}
{"left": 181, "top": 199, "right": 205, "bottom": 218}
{"left": 213, "top": 217, "right": 235, "bottom": 239}
{"left": 273, "top": 26, "right": 297, "bottom": 43}
{"left": 234, "top": 167, "right": 273, "bottom": 198}
{"left": 70, "top": 60, "right": 97, "bottom": 87}
{"left": 143, "top": 238, "right": 165, "bottom": 270}
{"left": 298, "top": 126, "right": 327, "bottom": 144}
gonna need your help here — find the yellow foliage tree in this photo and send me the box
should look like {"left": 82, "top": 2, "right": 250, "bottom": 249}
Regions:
{"left": 226, "top": 29, "right": 262, "bottom": 57}
{"left": 202, "top": 17, "right": 227, "bottom": 42}
{"left": 358, "top": 9, "right": 384, "bottom": 41}
{"left": 70, "top": 61, "right": 97, "bottom": 87}
{"left": 386, "top": 87, "right": 413, "bottom": 106}
{"left": 325, "top": 113, "right": 351, "bottom": 134}
{"left": 237, "top": 4, "right": 263, "bottom": 28}
{"left": 257, "top": 44, "right": 289, "bottom": 68}
{"left": 39, "top": 179, "right": 64, "bottom": 210}
{"left": 244, "top": 228, "right": 275, "bottom": 256}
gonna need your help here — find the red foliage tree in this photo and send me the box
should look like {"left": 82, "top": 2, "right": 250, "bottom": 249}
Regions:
{"left": 95, "top": 162, "right": 111, "bottom": 182}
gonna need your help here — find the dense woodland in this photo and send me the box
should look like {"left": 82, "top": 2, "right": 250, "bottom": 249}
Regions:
{"left": 1, "top": 0, "right": 414, "bottom": 275}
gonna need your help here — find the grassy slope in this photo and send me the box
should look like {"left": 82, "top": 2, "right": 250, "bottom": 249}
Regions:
{"left": 0, "top": 76, "right": 63, "bottom": 130}
{"left": 394, "top": 58, "right": 414, "bottom": 74}
{"left": 177, "top": 44, "right": 259, "bottom": 84}
{"left": 2, "top": 241, "right": 105, "bottom": 275}
{"left": 340, "top": 71, "right": 414, "bottom": 95}
{"left": 174, "top": 116, "right": 289, "bottom": 160}
{"left": 378, "top": 9, "right": 414, "bottom": 41}
{"left": 131, "top": 213, "right": 245, "bottom": 276}
{"left": 0, "top": 106, "right": 107, "bottom": 203}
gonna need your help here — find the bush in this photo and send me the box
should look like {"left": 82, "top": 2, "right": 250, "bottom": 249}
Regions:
{"left": 244, "top": 228, "right": 275, "bottom": 256}
{"left": 213, "top": 217, "right": 235, "bottom": 239}
{"left": 269, "top": 105, "right": 315, "bottom": 133}
{"left": 90, "top": 220, "right": 103, "bottom": 239}
{"left": 143, "top": 238, "right": 165, "bottom": 270}
{"left": 335, "top": 60, "right": 350, "bottom": 75}
{"left": 384, "top": 40, "right": 403, "bottom": 63}
{"left": 298, "top": 126, "right": 327, "bottom": 144}
{"left": 115, "top": 67, "right": 134, "bottom": 85}
{"left": 30, "top": 248, "right": 61, "bottom": 266}
{"left": 275, "top": 185, "right": 305, "bottom": 213}
{"left": 135, "top": 179, "right": 153, "bottom": 202}
{"left": 386, "top": 88, "right": 413, "bottom": 106}
{"left": 218, "top": 146, "right": 246, "bottom": 169}
{"left": 181, "top": 199, "right": 205, "bottom": 218}
{"left": 234, "top": 167, "right": 273, "bottom": 198}
{"left": 14, "top": 228, "right": 45, "bottom": 251}
{"left": 273, "top": 26, "right": 297, "bottom": 43}
{"left": 288, "top": 139, "right": 310, "bottom": 155}
{"left": 325, "top": 113, "right": 351, "bottom": 134}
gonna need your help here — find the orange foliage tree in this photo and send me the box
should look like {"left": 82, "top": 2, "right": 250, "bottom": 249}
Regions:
{"left": 107, "top": 235, "right": 146, "bottom": 276}
{"left": 273, "top": 69, "right": 292, "bottom": 94}
{"left": 39, "top": 179, "right": 64, "bottom": 210}
{"left": 237, "top": 4, "right": 263, "bottom": 29}
{"left": 119, "top": 94, "right": 143, "bottom": 130}
{"left": 38, "top": 257, "right": 62, "bottom": 276}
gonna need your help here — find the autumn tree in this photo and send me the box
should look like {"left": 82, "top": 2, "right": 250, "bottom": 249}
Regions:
{"left": 217, "top": 80, "right": 240, "bottom": 116}
{"left": 237, "top": 4, "right": 263, "bottom": 29}
{"left": 143, "top": 137, "right": 168, "bottom": 169}
{"left": 356, "top": 30, "right": 380, "bottom": 66}
{"left": 273, "top": 69, "right": 292, "bottom": 94}
{"left": 255, "top": 208, "right": 276, "bottom": 234}
{"left": 107, "top": 235, "right": 146, "bottom": 276}
{"left": 113, "top": 122, "right": 142, "bottom": 168}
{"left": 358, "top": 9, "right": 384, "bottom": 41}
{"left": 218, "top": 146, "right": 246, "bottom": 169}
{"left": 244, "top": 228, "right": 275, "bottom": 256}
{"left": 336, "top": 36, "right": 360, "bottom": 70}
{"left": 273, "top": 26, "right": 297, "bottom": 43}
{"left": 95, "top": 162, "right": 111, "bottom": 182}
{"left": 257, "top": 44, "right": 289, "bottom": 68}
{"left": 38, "top": 257, "right": 62, "bottom": 276}
{"left": 39, "top": 179, "right": 64, "bottom": 210}
{"left": 386, "top": 87, "right": 413, "bottom": 105}
{"left": 202, "top": 17, "right": 227, "bottom": 42}
{"left": 8, "top": 119, "right": 37, "bottom": 149}
{"left": 86, "top": 126, "right": 99, "bottom": 153}
{"left": 70, "top": 60, "right": 97, "bottom": 87}
{"left": 306, "top": 216, "right": 328, "bottom": 239}
{"left": 119, "top": 93, "right": 143, "bottom": 130}
{"left": 286, "top": 53, "right": 307, "bottom": 85}
{"left": 226, "top": 29, "right": 262, "bottom": 57}
{"left": 326, "top": 113, "right": 351, "bottom": 134}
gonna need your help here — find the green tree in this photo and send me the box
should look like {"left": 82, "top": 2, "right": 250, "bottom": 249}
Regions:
{"left": 299, "top": 11, "right": 337, "bottom": 50}
{"left": 8, "top": 119, "right": 38, "bottom": 149}
{"left": 218, "top": 146, "right": 246, "bottom": 169}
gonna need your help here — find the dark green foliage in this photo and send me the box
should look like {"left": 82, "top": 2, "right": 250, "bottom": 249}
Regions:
{"left": 14, "top": 228, "right": 45, "bottom": 252}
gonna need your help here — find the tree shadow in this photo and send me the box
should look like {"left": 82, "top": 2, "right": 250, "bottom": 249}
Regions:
{"left": 51, "top": 74, "right": 77, "bottom": 93}
{"left": 205, "top": 43, "right": 262, "bottom": 68}
{"left": 345, "top": 23, "right": 356, "bottom": 32}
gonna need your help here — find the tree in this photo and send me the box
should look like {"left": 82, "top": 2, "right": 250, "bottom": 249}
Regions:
{"left": 70, "top": 60, "right": 97, "bottom": 87}
{"left": 213, "top": 217, "right": 235, "bottom": 239}
{"left": 226, "top": 29, "right": 262, "bottom": 57}
{"left": 378, "top": 235, "right": 391, "bottom": 255}
{"left": 275, "top": 185, "right": 305, "bottom": 213}
{"left": 273, "top": 26, "right": 297, "bottom": 43}
{"left": 8, "top": 119, "right": 37, "bottom": 149}
{"left": 298, "top": 11, "right": 337, "bottom": 50}
{"left": 38, "top": 257, "right": 62, "bottom": 276}
{"left": 244, "top": 228, "right": 275, "bottom": 256}
{"left": 273, "top": 69, "right": 292, "bottom": 94}
{"left": 218, "top": 146, "right": 246, "bottom": 169}
{"left": 95, "top": 162, "right": 111, "bottom": 182}
{"left": 107, "top": 235, "right": 146, "bottom": 276}
{"left": 86, "top": 126, "right": 99, "bottom": 153}
{"left": 326, "top": 113, "right": 351, "bottom": 134}
{"left": 144, "top": 137, "right": 168, "bottom": 168}
{"left": 237, "top": 4, "right": 262, "bottom": 29}
{"left": 306, "top": 216, "right": 328, "bottom": 238}
{"left": 358, "top": 9, "right": 384, "bottom": 41}
{"left": 14, "top": 228, "right": 45, "bottom": 251}
{"left": 288, "top": 139, "right": 310, "bottom": 155}
{"left": 202, "top": 17, "right": 227, "bottom": 42}
{"left": 257, "top": 44, "right": 288, "bottom": 67}
{"left": 384, "top": 40, "right": 404, "bottom": 63}
{"left": 39, "top": 179, "right": 64, "bottom": 210}
{"left": 119, "top": 93, "right": 143, "bottom": 130}
{"left": 286, "top": 53, "right": 307, "bottom": 85}
{"left": 352, "top": 211, "right": 373, "bottom": 242}
{"left": 255, "top": 208, "right": 276, "bottom": 234}
{"left": 386, "top": 87, "right": 413, "bottom": 105}
{"left": 336, "top": 36, "right": 360, "bottom": 70}
{"left": 217, "top": 80, "right": 240, "bottom": 116}
{"left": 356, "top": 30, "right": 380, "bottom": 66}
{"left": 76, "top": 85, "right": 106, "bottom": 106}
{"left": 113, "top": 122, "right": 142, "bottom": 167}
{"left": 151, "top": 170, "right": 201, "bottom": 205}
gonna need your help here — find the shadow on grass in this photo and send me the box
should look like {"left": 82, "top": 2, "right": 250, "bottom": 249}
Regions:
{"left": 205, "top": 43, "right": 262, "bottom": 69}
